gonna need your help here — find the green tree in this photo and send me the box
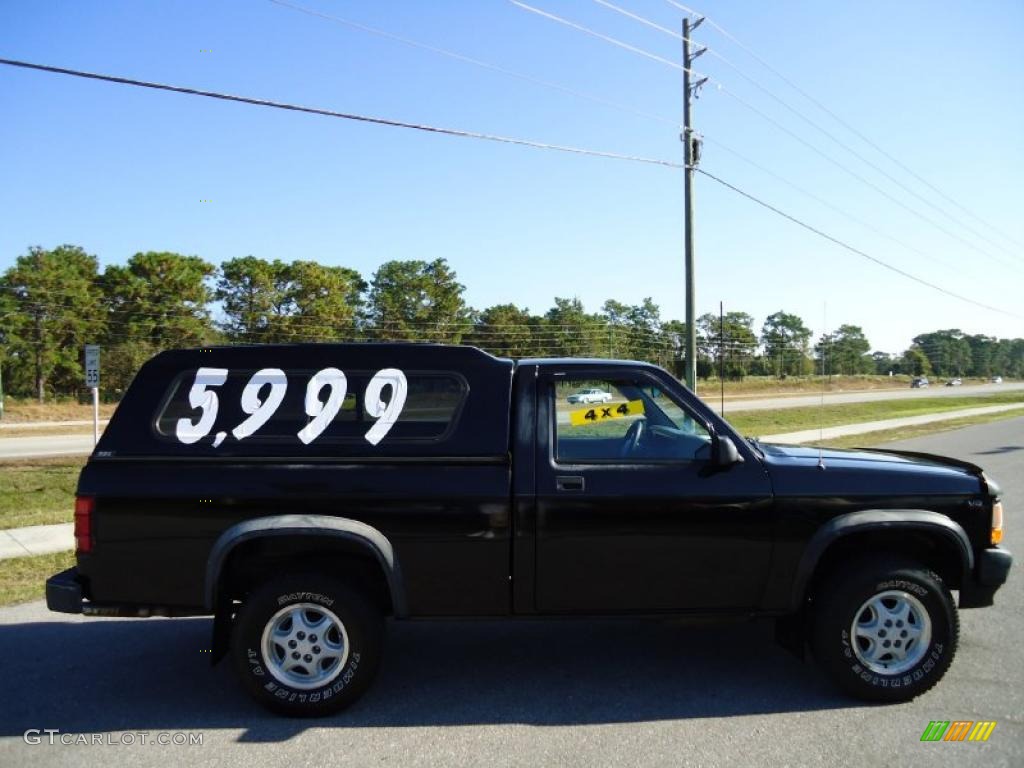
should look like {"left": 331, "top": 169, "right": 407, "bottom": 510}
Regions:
{"left": 0, "top": 245, "right": 105, "bottom": 400}
{"left": 217, "top": 258, "right": 365, "bottom": 343}
{"left": 101, "top": 251, "right": 215, "bottom": 349}
{"left": 216, "top": 256, "right": 291, "bottom": 342}
{"left": 278, "top": 261, "right": 365, "bottom": 341}
{"left": 542, "top": 297, "right": 604, "bottom": 358}
{"left": 368, "top": 258, "right": 471, "bottom": 342}
{"left": 467, "top": 304, "right": 538, "bottom": 358}
{"left": 1001, "top": 339, "right": 1024, "bottom": 378}
{"left": 658, "top": 319, "right": 689, "bottom": 378}
{"left": 761, "top": 310, "right": 812, "bottom": 377}
{"left": 871, "top": 351, "right": 898, "bottom": 375}
{"left": 102, "top": 341, "right": 160, "bottom": 397}
{"left": 816, "top": 325, "right": 872, "bottom": 375}
{"left": 964, "top": 334, "right": 998, "bottom": 378}
{"left": 912, "top": 330, "right": 973, "bottom": 377}
{"left": 901, "top": 347, "right": 932, "bottom": 376}
{"left": 697, "top": 311, "right": 757, "bottom": 379}
{"left": 601, "top": 297, "right": 665, "bottom": 363}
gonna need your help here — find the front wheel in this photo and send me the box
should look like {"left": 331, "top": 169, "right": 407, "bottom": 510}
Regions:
{"left": 231, "top": 574, "right": 383, "bottom": 716}
{"left": 811, "top": 557, "right": 958, "bottom": 702}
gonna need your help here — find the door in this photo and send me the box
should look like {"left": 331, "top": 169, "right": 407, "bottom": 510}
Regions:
{"left": 535, "top": 368, "right": 774, "bottom": 613}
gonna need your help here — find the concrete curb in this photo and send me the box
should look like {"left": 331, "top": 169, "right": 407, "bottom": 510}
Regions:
{"left": 0, "top": 523, "right": 74, "bottom": 561}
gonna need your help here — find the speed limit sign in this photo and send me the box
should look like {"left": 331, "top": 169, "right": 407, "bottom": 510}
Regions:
{"left": 85, "top": 345, "right": 100, "bottom": 388}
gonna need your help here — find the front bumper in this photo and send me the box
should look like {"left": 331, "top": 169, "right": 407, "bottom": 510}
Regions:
{"left": 960, "top": 547, "right": 1013, "bottom": 608}
{"left": 46, "top": 567, "right": 84, "bottom": 614}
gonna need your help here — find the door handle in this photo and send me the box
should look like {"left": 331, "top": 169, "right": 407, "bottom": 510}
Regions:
{"left": 556, "top": 476, "right": 585, "bottom": 492}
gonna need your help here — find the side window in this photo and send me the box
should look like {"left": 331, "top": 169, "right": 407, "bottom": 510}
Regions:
{"left": 553, "top": 377, "right": 712, "bottom": 463}
{"left": 154, "top": 368, "right": 466, "bottom": 447}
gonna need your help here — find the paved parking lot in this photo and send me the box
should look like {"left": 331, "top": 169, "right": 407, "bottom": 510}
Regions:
{"left": 1, "top": 418, "right": 1021, "bottom": 767}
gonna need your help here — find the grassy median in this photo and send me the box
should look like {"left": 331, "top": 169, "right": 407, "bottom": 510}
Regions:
{"left": 0, "top": 458, "right": 83, "bottom": 530}
{"left": 724, "top": 391, "right": 1024, "bottom": 437}
{"left": 0, "top": 550, "right": 75, "bottom": 606}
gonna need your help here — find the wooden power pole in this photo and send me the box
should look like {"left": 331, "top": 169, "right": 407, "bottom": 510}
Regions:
{"left": 682, "top": 16, "right": 705, "bottom": 390}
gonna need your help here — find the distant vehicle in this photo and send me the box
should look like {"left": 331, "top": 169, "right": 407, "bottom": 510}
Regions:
{"left": 567, "top": 388, "right": 613, "bottom": 404}
{"left": 991, "top": 376, "right": 1003, "bottom": 384}
{"left": 911, "top": 377, "right": 929, "bottom": 388}
{"left": 946, "top": 378, "right": 962, "bottom": 387}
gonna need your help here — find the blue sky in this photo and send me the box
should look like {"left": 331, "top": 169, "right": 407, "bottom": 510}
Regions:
{"left": 1, "top": 0, "right": 1022, "bottom": 353}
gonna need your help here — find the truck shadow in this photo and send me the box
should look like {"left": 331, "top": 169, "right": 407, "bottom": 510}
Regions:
{"left": 0, "top": 613, "right": 852, "bottom": 741}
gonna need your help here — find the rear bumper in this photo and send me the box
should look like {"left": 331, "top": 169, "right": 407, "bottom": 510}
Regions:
{"left": 960, "top": 547, "right": 1013, "bottom": 608}
{"left": 46, "top": 567, "right": 205, "bottom": 617}
{"left": 46, "top": 567, "right": 84, "bottom": 614}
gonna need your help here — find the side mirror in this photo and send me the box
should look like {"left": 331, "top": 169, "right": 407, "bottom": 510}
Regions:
{"left": 713, "top": 435, "right": 744, "bottom": 467}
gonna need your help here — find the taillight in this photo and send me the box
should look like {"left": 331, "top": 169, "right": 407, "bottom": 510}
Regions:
{"left": 74, "top": 496, "right": 94, "bottom": 553}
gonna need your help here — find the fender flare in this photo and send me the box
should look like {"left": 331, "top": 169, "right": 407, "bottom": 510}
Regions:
{"left": 788, "top": 509, "right": 974, "bottom": 612}
{"left": 204, "top": 514, "right": 407, "bottom": 617}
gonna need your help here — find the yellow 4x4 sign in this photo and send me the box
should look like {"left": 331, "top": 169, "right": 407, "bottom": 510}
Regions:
{"left": 569, "top": 399, "right": 645, "bottom": 426}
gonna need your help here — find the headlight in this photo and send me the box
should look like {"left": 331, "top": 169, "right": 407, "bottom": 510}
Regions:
{"left": 992, "top": 500, "right": 1004, "bottom": 546}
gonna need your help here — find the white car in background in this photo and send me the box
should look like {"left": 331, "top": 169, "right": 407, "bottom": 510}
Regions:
{"left": 567, "top": 388, "right": 613, "bottom": 404}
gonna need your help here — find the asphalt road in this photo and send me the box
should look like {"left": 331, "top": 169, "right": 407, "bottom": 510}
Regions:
{"left": 0, "top": 433, "right": 96, "bottom": 459}
{"left": 0, "top": 418, "right": 1021, "bottom": 767}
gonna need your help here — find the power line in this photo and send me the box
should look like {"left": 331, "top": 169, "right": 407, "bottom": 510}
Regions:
{"left": 0, "top": 57, "right": 684, "bottom": 170}
{"left": 272, "top": 0, "right": 1017, "bottom": 285}
{"left": 588, "top": 0, "right": 1022, "bottom": 270}
{"left": 509, "top": 0, "right": 703, "bottom": 77}
{"left": 268, "top": 0, "right": 680, "bottom": 129}
{"left": 701, "top": 136, "right": 963, "bottom": 275}
{"left": 663, "top": 0, "right": 1024, "bottom": 254}
{"left": 2, "top": 55, "right": 1017, "bottom": 324}
{"left": 5, "top": 37, "right": 1011, "bottom": 289}
{"left": 714, "top": 85, "right": 1021, "bottom": 272}
{"left": 695, "top": 167, "right": 1022, "bottom": 319}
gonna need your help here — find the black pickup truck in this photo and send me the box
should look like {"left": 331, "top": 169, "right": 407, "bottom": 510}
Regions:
{"left": 46, "top": 343, "right": 1011, "bottom": 716}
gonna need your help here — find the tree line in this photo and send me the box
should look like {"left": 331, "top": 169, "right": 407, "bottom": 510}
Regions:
{"left": 1, "top": 245, "right": 1022, "bottom": 400}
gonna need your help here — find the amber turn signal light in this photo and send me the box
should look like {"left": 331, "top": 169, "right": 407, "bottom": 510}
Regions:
{"left": 991, "top": 501, "right": 1004, "bottom": 546}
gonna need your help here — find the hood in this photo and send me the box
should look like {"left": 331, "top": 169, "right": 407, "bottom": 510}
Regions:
{"left": 757, "top": 442, "right": 987, "bottom": 498}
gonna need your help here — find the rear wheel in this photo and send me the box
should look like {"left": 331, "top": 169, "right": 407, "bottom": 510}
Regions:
{"left": 231, "top": 574, "right": 383, "bottom": 716}
{"left": 811, "top": 556, "right": 958, "bottom": 702}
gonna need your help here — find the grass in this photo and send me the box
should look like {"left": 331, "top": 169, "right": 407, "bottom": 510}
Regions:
{"left": 0, "top": 396, "right": 117, "bottom": 424}
{"left": 0, "top": 458, "right": 83, "bottom": 530}
{"left": 0, "top": 550, "right": 75, "bottom": 606}
{"left": 816, "top": 407, "right": 1024, "bottom": 449}
{"left": 723, "top": 392, "right": 1024, "bottom": 437}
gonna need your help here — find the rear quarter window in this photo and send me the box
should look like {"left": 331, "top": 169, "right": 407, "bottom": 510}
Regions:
{"left": 154, "top": 367, "right": 467, "bottom": 450}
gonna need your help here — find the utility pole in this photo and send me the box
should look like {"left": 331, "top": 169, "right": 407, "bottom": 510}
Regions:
{"left": 682, "top": 16, "right": 706, "bottom": 390}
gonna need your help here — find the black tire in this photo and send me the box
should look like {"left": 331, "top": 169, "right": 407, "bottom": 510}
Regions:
{"left": 231, "top": 574, "right": 383, "bottom": 717}
{"left": 811, "top": 556, "right": 958, "bottom": 703}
